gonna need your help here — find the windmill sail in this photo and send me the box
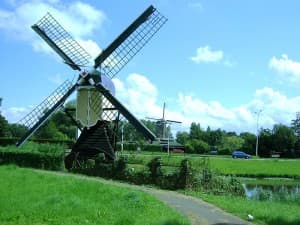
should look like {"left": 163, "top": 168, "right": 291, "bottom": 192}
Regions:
{"left": 94, "top": 5, "right": 167, "bottom": 78}
{"left": 16, "top": 80, "right": 76, "bottom": 146}
{"left": 32, "top": 13, "right": 91, "bottom": 71}
{"left": 95, "top": 82, "right": 156, "bottom": 141}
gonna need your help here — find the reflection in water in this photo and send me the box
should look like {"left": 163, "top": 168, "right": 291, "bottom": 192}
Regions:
{"left": 243, "top": 183, "right": 300, "bottom": 200}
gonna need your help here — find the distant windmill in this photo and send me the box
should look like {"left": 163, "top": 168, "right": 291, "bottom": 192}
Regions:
{"left": 147, "top": 103, "right": 184, "bottom": 154}
{"left": 15, "top": 5, "right": 167, "bottom": 169}
{"left": 147, "top": 103, "right": 181, "bottom": 139}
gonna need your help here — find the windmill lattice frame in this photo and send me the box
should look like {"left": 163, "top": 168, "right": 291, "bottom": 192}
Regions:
{"left": 16, "top": 5, "right": 167, "bottom": 169}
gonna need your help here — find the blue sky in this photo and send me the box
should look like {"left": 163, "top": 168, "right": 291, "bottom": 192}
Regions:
{"left": 1, "top": 0, "right": 300, "bottom": 134}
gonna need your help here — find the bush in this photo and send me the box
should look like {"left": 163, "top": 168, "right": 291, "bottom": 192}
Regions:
{"left": 0, "top": 137, "right": 74, "bottom": 148}
{"left": 143, "top": 143, "right": 162, "bottom": 152}
{"left": 184, "top": 143, "right": 194, "bottom": 153}
{"left": 177, "top": 158, "right": 194, "bottom": 189}
{"left": 116, "top": 142, "right": 162, "bottom": 152}
{"left": 147, "top": 157, "right": 163, "bottom": 185}
{"left": 0, "top": 143, "right": 65, "bottom": 170}
{"left": 0, "top": 137, "right": 18, "bottom": 146}
{"left": 184, "top": 139, "right": 210, "bottom": 154}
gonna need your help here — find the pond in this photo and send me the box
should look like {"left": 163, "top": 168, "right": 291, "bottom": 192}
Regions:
{"left": 243, "top": 183, "right": 300, "bottom": 201}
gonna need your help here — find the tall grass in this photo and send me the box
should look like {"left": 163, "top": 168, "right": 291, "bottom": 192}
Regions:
{"left": 0, "top": 165, "right": 189, "bottom": 225}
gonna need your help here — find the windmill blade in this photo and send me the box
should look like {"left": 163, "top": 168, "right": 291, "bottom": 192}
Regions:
{"left": 32, "top": 13, "right": 91, "bottom": 71}
{"left": 16, "top": 80, "right": 76, "bottom": 147}
{"left": 145, "top": 117, "right": 161, "bottom": 121}
{"left": 95, "top": 82, "right": 156, "bottom": 141}
{"left": 94, "top": 5, "right": 167, "bottom": 78}
{"left": 166, "top": 120, "right": 182, "bottom": 124}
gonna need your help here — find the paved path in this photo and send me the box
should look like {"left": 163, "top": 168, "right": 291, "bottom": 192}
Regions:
{"left": 145, "top": 189, "right": 254, "bottom": 225}
{"left": 36, "top": 170, "right": 254, "bottom": 225}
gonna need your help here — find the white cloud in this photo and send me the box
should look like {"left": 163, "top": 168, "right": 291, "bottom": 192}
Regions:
{"left": 111, "top": 74, "right": 300, "bottom": 134}
{"left": 77, "top": 39, "right": 102, "bottom": 60}
{"left": 190, "top": 45, "right": 235, "bottom": 67}
{"left": 188, "top": 2, "right": 203, "bottom": 10}
{"left": 190, "top": 45, "right": 223, "bottom": 63}
{"left": 269, "top": 54, "right": 300, "bottom": 85}
{"left": 2, "top": 106, "right": 32, "bottom": 123}
{"left": 113, "top": 73, "right": 160, "bottom": 118}
{"left": 4, "top": 73, "right": 300, "bottom": 134}
{"left": 0, "top": 0, "right": 105, "bottom": 60}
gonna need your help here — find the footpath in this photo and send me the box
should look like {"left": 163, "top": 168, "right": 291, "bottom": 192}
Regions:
{"left": 37, "top": 170, "right": 254, "bottom": 225}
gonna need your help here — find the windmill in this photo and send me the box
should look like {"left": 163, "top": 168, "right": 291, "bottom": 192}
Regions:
{"left": 146, "top": 103, "right": 184, "bottom": 153}
{"left": 147, "top": 102, "right": 181, "bottom": 139}
{"left": 16, "top": 5, "right": 167, "bottom": 169}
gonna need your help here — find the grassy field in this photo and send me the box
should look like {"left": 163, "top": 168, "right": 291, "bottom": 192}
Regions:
{"left": 184, "top": 190, "right": 300, "bottom": 225}
{"left": 122, "top": 151, "right": 300, "bottom": 178}
{"left": 0, "top": 165, "right": 189, "bottom": 225}
{"left": 206, "top": 158, "right": 300, "bottom": 178}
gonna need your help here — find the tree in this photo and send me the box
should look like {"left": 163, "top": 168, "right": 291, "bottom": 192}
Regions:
{"left": 176, "top": 131, "right": 189, "bottom": 145}
{"left": 189, "top": 139, "right": 210, "bottom": 154}
{"left": 219, "top": 135, "right": 244, "bottom": 154}
{"left": 0, "top": 114, "right": 10, "bottom": 137}
{"left": 258, "top": 128, "right": 273, "bottom": 157}
{"left": 272, "top": 124, "right": 295, "bottom": 156}
{"left": 189, "top": 122, "right": 202, "bottom": 140}
{"left": 8, "top": 123, "right": 28, "bottom": 138}
{"left": 207, "top": 128, "right": 225, "bottom": 146}
{"left": 291, "top": 112, "right": 300, "bottom": 136}
{"left": 50, "top": 111, "right": 77, "bottom": 140}
{"left": 34, "top": 120, "right": 68, "bottom": 140}
{"left": 240, "top": 132, "right": 256, "bottom": 155}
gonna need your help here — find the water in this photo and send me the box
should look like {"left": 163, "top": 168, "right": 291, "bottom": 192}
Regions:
{"left": 243, "top": 183, "right": 300, "bottom": 200}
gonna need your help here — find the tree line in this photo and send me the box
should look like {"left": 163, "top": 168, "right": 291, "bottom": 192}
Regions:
{"left": 1, "top": 108, "right": 300, "bottom": 157}
{"left": 176, "top": 118, "right": 300, "bottom": 157}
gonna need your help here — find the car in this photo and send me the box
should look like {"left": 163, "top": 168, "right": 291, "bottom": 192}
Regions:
{"left": 232, "top": 151, "right": 251, "bottom": 159}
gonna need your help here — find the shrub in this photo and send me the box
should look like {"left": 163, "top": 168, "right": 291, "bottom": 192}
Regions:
{"left": 0, "top": 143, "right": 64, "bottom": 170}
{"left": 116, "top": 142, "right": 162, "bottom": 152}
{"left": 177, "top": 158, "right": 195, "bottom": 189}
{"left": 184, "top": 142, "right": 194, "bottom": 153}
{"left": 147, "top": 157, "right": 163, "bottom": 185}
{"left": 0, "top": 137, "right": 18, "bottom": 146}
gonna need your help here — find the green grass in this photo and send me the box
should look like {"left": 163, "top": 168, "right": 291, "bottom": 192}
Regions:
{"left": 184, "top": 190, "right": 300, "bottom": 225}
{"left": 206, "top": 158, "right": 300, "bottom": 178}
{"left": 0, "top": 165, "right": 189, "bottom": 225}
{"left": 0, "top": 142, "right": 64, "bottom": 155}
{"left": 123, "top": 151, "right": 300, "bottom": 178}
{"left": 240, "top": 178, "right": 300, "bottom": 185}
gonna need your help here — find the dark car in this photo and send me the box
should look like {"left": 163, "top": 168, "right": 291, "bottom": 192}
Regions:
{"left": 232, "top": 151, "right": 251, "bottom": 159}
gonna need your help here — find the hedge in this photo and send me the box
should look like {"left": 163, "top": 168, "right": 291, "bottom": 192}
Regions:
{"left": 0, "top": 137, "right": 74, "bottom": 148}
{"left": 0, "top": 143, "right": 65, "bottom": 171}
{"left": 71, "top": 156, "right": 194, "bottom": 190}
{"left": 116, "top": 142, "right": 162, "bottom": 152}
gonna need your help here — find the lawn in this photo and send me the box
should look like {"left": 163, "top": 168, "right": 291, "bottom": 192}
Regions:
{"left": 206, "top": 158, "right": 300, "bottom": 178}
{"left": 184, "top": 190, "right": 300, "bottom": 225}
{"left": 0, "top": 165, "right": 189, "bottom": 225}
{"left": 122, "top": 151, "right": 300, "bottom": 178}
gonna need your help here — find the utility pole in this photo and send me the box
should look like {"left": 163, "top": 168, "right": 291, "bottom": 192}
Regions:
{"left": 255, "top": 109, "right": 263, "bottom": 157}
